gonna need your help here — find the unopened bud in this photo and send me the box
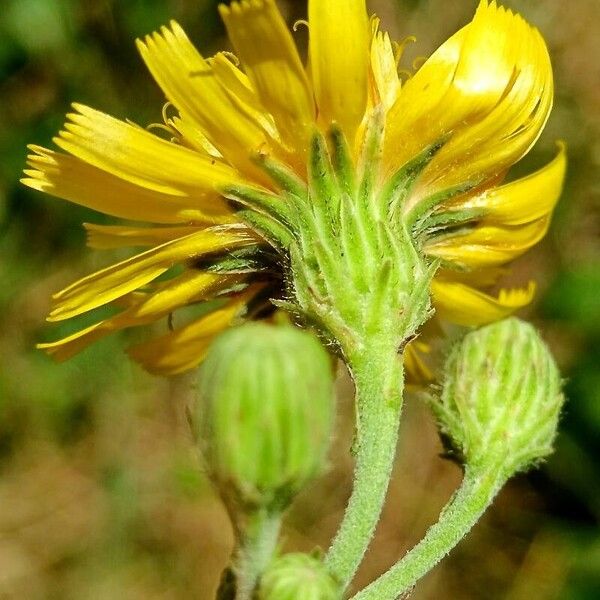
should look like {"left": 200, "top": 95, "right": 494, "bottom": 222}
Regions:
{"left": 431, "top": 318, "right": 564, "bottom": 475}
{"left": 259, "top": 553, "right": 339, "bottom": 600}
{"left": 195, "top": 322, "right": 334, "bottom": 511}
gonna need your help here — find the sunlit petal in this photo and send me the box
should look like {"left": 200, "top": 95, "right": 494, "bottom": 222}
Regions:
{"left": 39, "top": 271, "right": 242, "bottom": 360}
{"left": 450, "top": 143, "right": 566, "bottom": 225}
{"left": 48, "top": 226, "right": 255, "bottom": 321}
{"left": 385, "top": 0, "right": 552, "bottom": 192}
{"left": 220, "top": 0, "right": 315, "bottom": 153}
{"left": 425, "top": 217, "right": 551, "bottom": 267}
{"left": 309, "top": 0, "right": 370, "bottom": 142}
{"left": 22, "top": 145, "right": 232, "bottom": 224}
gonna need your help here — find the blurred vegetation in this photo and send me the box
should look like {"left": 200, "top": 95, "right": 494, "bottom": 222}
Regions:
{"left": 0, "top": 0, "right": 598, "bottom": 598}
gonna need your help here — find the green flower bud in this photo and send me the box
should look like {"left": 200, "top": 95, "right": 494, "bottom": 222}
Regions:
{"left": 431, "top": 318, "right": 564, "bottom": 475}
{"left": 195, "top": 322, "right": 334, "bottom": 511}
{"left": 259, "top": 553, "right": 340, "bottom": 600}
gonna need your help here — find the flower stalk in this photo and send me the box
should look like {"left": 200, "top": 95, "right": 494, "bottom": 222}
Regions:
{"left": 353, "top": 318, "right": 565, "bottom": 600}
{"left": 325, "top": 342, "right": 404, "bottom": 589}
{"left": 351, "top": 464, "right": 507, "bottom": 600}
{"left": 230, "top": 507, "right": 282, "bottom": 600}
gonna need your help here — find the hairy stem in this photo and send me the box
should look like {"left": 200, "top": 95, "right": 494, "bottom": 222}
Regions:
{"left": 351, "top": 465, "right": 507, "bottom": 600}
{"left": 232, "top": 508, "right": 281, "bottom": 600}
{"left": 325, "top": 343, "right": 404, "bottom": 591}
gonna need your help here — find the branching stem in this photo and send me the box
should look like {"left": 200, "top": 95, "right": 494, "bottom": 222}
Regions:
{"left": 351, "top": 464, "right": 507, "bottom": 600}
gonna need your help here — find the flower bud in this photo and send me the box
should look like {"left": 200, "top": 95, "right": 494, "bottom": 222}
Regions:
{"left": 431, "top": 318, "right": 564, "bottom": 475}
{"left": 259, "top": 553, "right": 339, "bottom": 600}
{"left": 195, "top": 322, "right": 334, "bottom": 511}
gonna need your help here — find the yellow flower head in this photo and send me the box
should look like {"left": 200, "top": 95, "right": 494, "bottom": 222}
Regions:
{"left": 23, "top": 0, "right": 565, "bottom": 377}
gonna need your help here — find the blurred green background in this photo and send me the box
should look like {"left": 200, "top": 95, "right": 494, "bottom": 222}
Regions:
{"left": 0, "top": 0, "right": 598, "bottom": 598}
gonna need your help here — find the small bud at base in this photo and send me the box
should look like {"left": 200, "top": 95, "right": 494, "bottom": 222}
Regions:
{"left": 195, "top": 322, "right": 335, "bottom": 511}
{"left": 259, "top": 553, "right": 340, "bottom": 600}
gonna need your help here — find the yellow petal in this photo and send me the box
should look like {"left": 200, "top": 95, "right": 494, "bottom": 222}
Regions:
{"left": 419, "top": 17, "right": 553, "bottom": 191}
{"left": 169, "top": 115, "right": 223, "bottom": 157}
{"left": 48, "top": 226, "right": 255, "bottom": 321}
{"left": 451, "top": 143, "right": 566, "bottom": 225}
{"left": 208, "top": 53, "right": 281, "bottom": 143}
{"left": 384, "top": 1, "right": 552, "bottom": 185}
{"left": 22, "top": 146, "right": 231, "bottom": 225}
{"left": 84, "top": 223, "right": 203, "bottom": 249}
{"left": 136, "top": 21, "right": 279, "bottom": 175}
{"left": 127, "top": 291, "right": 252, "bottom": 375}
{"left": 383, "top": 25, "right": 465, "bottom": 174}
{"left": 54, "top": 104, "right": 240, "bottom": 195}
{"left": 39, "top": 271, "right": 241, "bottom": 361}
{"left": 369, "top": 19, "right": 402, "bottom": 111}
{"left": 219, "top": 0, "right": 315, "bottom": 152}
{"left": 425, "top": 217, "right": 551, "bottom": 267}
{"left": 431, "top": 279, "right": 535, "bottom": 327}
{"left": 308, "top": 0, "right": 370, "bottom": 141}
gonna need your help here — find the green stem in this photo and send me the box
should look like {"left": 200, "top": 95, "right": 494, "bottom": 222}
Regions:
{"left": 325, "top": 345, "right": 404, "bottom": 591}
{"left": 232, "top": 508, "right": 281, "bottom": 600}
{"left": 351, "top": 465, "right": 508, "bottom": 600}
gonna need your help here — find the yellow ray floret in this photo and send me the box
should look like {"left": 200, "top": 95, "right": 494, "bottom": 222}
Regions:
{"left": 55, "top": 104, "right": 241, "bottom": 195}
{"left": 308, "top": 0, "right": 370, "bottom": 142}
{"left": 384, "top": 0, "right": 552, "bottom": 189}
{"left": 454, "top": 143, "right": 566, "bottom": 226}
{"left": 48, "top": 226, "right": 255, "bottom": 321}
{"left": 425, "top": 218, "right": 551, "bottom": 268}
{"left": 127, "top": 290, "right": 257, "bottom": 375}
{"left": 22, "top": 146, "right": 231, "bottom": 224}
{"left": 136, "top": 21, "right": 280, "bottom": 176}
{"left": 38, "top": 271, "right": 242, "bottom": 361}
{"left": 219, "top": 0, "right": 315, "bottom": 153}
{"left": 431, "top": 279, "right": 535, "bottom": 327}
{"left": 420, "top": 20, "right": 552, "bottom": 192}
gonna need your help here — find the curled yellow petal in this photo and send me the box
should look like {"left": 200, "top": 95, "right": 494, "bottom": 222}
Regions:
{"left": 431, "top": 278, "right": 535, "bottom": 327}
{"left": 48, "top": 226, "right": 255, "bottom": 321}
{"left": 425, "top": 217, "right": 551, "bottom": 267}
{"left": 383, "top": 24, "right": 465, "bottom": 174}
{"left": 219, "top": 0, "right": 315, "bottom": 152}
{"left": 22, "top": 146, "right": 231, "bottom": 225}
{"left": 309, "top": 0, "right": 370, "bottom": 141}
{"left": 384, "top": 0, "right": 552, "bottom": 186}
{"left": 38, "top": 271, "right": 241, "bottom": 361}
{"left": 452, "top": 143, "right": 566, "bottom": 225}
{"left": 419, "top": 5, "right": 553, "bottom": 191}
{"left": 127, "top": 291, "right": 253, "bottom": 375}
